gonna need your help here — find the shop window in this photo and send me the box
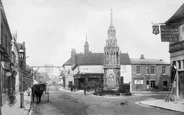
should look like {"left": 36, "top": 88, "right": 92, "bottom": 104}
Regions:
{"left": 162, "top": 66, "right": 166, "bottom": 75}
{"left": 146, "top": 67, "right": 149, "bottom": 75}
{"left": 136, "top": 66, "right": 141, "bottom": 75}
{"left": 150, "top": 80, "right": 155, "bottom": 88}
{"left": 178, "top": 60, "right": 181, "bottom": 69}
{"left": 163, "top": 81, "right": 168, "bottom": 88}
{"left": 120, "top": 77, "right": 124, "bottom": 84}
{"left": 134, "top": 79, "right": 143, "bottom": 84}
{"left": 68, "top": 81, "right": 73, "bottom": 87}
{"left": 150, "top": 66, "right": 155, "bottom": 75}
{"left": 67, "top": 69, "right": 70, "bottom": 74}
{"left": 146, "top": 81, "right": 149, "bottom": 85}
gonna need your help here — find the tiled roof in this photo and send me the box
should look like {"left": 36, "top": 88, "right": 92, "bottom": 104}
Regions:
{"left": 77, "top": 53, "right": 104, "bottom": 65}
{"left": 165, "top": 3, "right": 184, "bottom": 24}
{"left": 131, "top": 58, "right": 170, "bottom": 65}
{"left": 120, "top": 53, "right": 131, "bottom": 65}
{"left": 63, "top": 53, "right": 131, "bottom": 66}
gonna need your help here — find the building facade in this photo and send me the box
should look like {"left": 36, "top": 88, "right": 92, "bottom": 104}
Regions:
{"left": 131, "top": 55, "right": 170, "bottom": 91}
{"left": 165, "top": 3, "right": 184, "bottom": 99}
{"left": 0, "top": 2, "right": 13, "bottom": 106}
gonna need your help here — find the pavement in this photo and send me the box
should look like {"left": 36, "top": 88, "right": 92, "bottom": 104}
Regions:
{"left": 1, "top": 92, "right": 32, "bottom": 115}
{"left": 138, "top": 99, "right": 184, "bottom": 113}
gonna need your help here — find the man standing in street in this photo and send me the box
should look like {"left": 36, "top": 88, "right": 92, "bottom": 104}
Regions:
{"left": 84, "top": 85, "right": 86, "bottom": 95}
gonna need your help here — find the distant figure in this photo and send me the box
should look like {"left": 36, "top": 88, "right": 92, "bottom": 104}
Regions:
{"left": 73, "top": 85, "right": 76, "bottom": 92}
{"left": 27, "top": 86, "right": 31, "bottom": 96}
{"left": 71, "top": 85, "right": 73, "bottom": 92}
{"left": 171, "top": 62, "right": 176, "bottom": 84}
{"left": 84, "top": 85, "right": 87, "bottom": 95}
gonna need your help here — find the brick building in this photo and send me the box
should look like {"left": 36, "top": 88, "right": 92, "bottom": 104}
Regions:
{"left": 131, "top": 55, "right": 170, "bottom": 91}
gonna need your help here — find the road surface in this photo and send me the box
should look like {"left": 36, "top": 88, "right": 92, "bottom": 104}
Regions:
{"left": 29, "top": 86, "right": 183, "bottom": 115}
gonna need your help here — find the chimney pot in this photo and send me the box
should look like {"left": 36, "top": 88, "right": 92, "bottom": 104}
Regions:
{"left": 140, "top": 54, "right": 145, "bottom": 59}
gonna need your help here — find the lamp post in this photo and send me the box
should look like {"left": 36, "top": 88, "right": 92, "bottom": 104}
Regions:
{"left": 18, "top": 45, "right": 24, "bottom": 108}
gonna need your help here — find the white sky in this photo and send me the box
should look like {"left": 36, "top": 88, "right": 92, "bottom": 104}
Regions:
{"left": 2, "top": 0, "right": 184, "bottom": 75}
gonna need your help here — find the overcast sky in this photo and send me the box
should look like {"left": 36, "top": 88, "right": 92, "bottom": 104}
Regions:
{"left": 2, "top": 0, "right": 184, "bottom": 74}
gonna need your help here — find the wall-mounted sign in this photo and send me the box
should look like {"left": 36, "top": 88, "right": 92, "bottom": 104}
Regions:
{"left": 6, "top": 72, "right": 12, "bottom": 76}
{"left": 169, "top": 41, "right": 184, "bottom": 53}
{"left": 89, "top": 75, "right": 101, "bottom": 78}
{"left": 160, "top": 25, "right": 179, "bottom": 42}
{"left": 134, "top": 79, "right": 143, "bottom": 84}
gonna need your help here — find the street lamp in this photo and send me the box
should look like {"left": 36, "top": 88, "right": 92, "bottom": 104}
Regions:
{"left": 18, "top": 45, "right": 24, "bottom": 108}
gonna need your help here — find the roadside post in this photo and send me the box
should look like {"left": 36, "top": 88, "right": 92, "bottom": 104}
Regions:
{"left": 46, "top": 84, "right": 50, "bottom": 101}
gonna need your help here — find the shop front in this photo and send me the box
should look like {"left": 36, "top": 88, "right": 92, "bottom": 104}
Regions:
{"left": 74, "top": 73, "right": 103, "bottom": 90}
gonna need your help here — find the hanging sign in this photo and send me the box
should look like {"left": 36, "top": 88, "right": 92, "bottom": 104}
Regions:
{"left": 160, "top": 25, "right": 179, "bottom": 42}
{"left": 152, "top": 25, "right": 160, "bottom": 35}
{"left": 6, "top": 72, "right": 12, "bottom": 76}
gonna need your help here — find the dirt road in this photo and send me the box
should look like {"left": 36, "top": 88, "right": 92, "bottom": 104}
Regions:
{"left": 29, "top": 86, "right": 183, "bottom": 115}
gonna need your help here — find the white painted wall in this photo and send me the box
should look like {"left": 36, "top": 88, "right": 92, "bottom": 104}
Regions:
{"left": 64, "top": 65, "right": 74, "bottom": 89}
{"left": 120, "top": 65, "right": 132, "bottom": 83}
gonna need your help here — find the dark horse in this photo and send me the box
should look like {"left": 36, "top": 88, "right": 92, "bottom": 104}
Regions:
{"left": 31, "top": 84, "right": 46, "bottom": 103}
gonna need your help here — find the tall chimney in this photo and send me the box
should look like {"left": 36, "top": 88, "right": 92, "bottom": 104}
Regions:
{"left": 71, "top": 48, "right": 76, "bottom": 65}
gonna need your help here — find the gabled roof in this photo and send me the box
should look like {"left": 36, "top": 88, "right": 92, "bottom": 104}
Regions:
{"left": 63, "top": 52, "right": 131, "bottom": 66}
{"left": 63, "top": 58, "right": 72, "bottom": 66}
{"left": 165, "top": 3, "right": 184, "bottom": 25}
{"left": 120, "top": 53, "right": 131, "bottom": 65}
{"left": 77, "top": 53, "right": 104, "bottom": 65}
{"left": 131, "top": 58, "right": 169, "bottom": 65}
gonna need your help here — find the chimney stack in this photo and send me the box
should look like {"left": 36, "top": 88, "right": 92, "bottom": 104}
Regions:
{"left": 140, "top": 54, "right": 145, "bottom": 59}
{"left": 71, "top": 48, "right": 76, "bottom": 65}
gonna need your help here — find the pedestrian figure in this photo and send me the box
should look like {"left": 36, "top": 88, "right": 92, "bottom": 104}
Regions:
{"left": 27, "top": 86, "right": 31, "bottom": 96}
{"left": 73, "top": 85, "right": 76, "bottom": 92}
{"left": 9, "top": 91, "right": 16, "bottom": 107}
{"left": 84, "top": 85, "right": 87, "bottom": 95}
{"left": 71, "top": 85, "right": 73, "bottom": 92}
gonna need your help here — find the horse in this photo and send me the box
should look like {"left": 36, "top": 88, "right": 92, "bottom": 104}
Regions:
{"left": 31, "top": 84, "right": 46, "bottom": 103}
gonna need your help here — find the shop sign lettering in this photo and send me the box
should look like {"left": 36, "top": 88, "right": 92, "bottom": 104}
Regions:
{"left": 169, "top": 41, "right": 184, "bottom": 53}
{"left": 89, "top": 75, "right": 101, "bottom": 78}
{"left": 160, "top": 25, "right": 179, "bottom": 42}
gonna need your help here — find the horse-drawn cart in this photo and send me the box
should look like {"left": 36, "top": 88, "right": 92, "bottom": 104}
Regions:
{"left": 31, "top": 83, "right": 48, "bottom": 103}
